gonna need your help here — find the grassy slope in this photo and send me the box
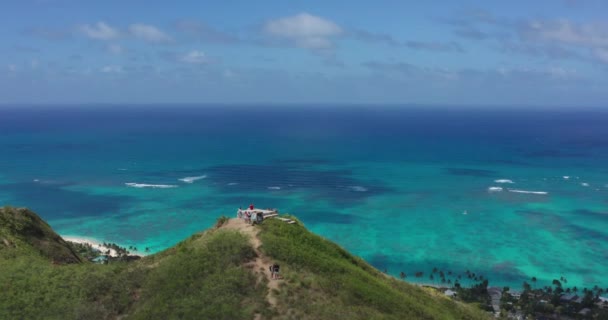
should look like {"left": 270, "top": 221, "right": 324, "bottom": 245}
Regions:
{"left": 0, "top": 207, "right": 82, "bottom": 264}
{"left": 0, "top": 207, "right": 488, "bottom": 319}
{"left": 259, "top": 217, "right": 489, "bottom": 320}
{"left": 0, "top": 207, "right": 266, "bottom": 320}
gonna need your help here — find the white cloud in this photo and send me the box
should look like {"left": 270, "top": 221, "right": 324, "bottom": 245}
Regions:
{"left": 80, "top": 22, "right": 120, "bottom": 40}
{"left": 179, "top": 50, "right": 209, "bottom": 64}
{"left": 593, "top": 48, "right": 608, "bottom": 63}
{"left": 106, "top": 44, "right": 124, "bottom": 54}
{"left": 100, "top": 65, "right": 123, "bottom": 73}
{"left": 525, "top": 20, "right": 608, "bottom": 48}
{"left": 263, "top": 13, "right": 342, "bottom": 49}
{"left": 129, "top": 24, "right": 172, "bottom": 43}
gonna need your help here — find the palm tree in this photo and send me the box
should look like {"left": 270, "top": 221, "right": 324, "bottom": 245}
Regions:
{"left": 531, "top": 276, "right": 537, "bottom": 289}
{"left": 400, "top": 271, "right": 406, "bottom": 279}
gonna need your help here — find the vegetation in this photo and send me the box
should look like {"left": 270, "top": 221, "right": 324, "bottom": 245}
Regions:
{"left": 258, "top": 216, "right": 488, "bottom": 319}
{"left": 1, "top": 207, "right": 492, "bottom": 319}
{"left": 0, "top": 206, "right": 266, "bottom": 319}
{"left": 497, "top": 278, "right": 608, "bottom": 319}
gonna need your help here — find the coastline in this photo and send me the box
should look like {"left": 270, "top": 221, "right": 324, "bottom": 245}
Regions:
{"left": 62, "top": 235, "right": 146, "bottom": 257}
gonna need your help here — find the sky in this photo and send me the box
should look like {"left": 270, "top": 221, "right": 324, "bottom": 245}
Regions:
{"left": 1, "top": 0, "right": 608, "bottom": 106}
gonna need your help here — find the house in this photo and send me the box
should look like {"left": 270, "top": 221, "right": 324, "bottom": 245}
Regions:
{"left": 444, "top": 289, "right": 457, "bottom": 297}
{"left": 578, "top": 308, "right": 591, "bottom": 316}
{"left": 559, "top": 294, "right": 579, "bottom": 303}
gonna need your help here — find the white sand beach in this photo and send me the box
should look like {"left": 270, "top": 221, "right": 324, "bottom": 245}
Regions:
{"left": 62, "top": 235, "right": 145, "bottom": 257}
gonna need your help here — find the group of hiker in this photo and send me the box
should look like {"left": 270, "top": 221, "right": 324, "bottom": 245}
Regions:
{"left": 237, "top": 204, "right": 262, "bottom": 224}
{"left": 237, "top": 204, "right": 278, "bottom": 225}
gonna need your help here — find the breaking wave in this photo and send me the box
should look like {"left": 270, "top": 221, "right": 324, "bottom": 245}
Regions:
{"left": 508, "top": 189, "right": 548, "bottom": 195}
{"left": 178, "top": 175, "right": 207, "bottom": 184}
{"left": 125, "top": 182, "right": 178, "bottom": 189}
{"left": 488, "top": 187, "right": 504, "bottom": 192}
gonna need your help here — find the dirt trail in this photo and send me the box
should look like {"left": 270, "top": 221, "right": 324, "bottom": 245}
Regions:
{"left": 222, "top": 218, "right": 280, "bottom": 315}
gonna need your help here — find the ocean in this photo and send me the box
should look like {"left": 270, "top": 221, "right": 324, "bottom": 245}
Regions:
{"left": 1, "top": 105, "right": 607, "bottom": 290}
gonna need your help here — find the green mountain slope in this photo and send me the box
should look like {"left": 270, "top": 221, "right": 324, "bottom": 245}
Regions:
{"left": 0, "top": 206, "right": 488, "bottom": 319}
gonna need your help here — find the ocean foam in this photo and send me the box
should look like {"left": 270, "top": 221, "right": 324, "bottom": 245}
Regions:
{"left": 488, "top": 186, "right": 504, "bottom": 192}
{"left": 581, "top": 182, "right": 589, "bottom": 187}
{"left": 563, "top": 176, "right": 570, "bottom": 180}
{"left": 227, "top": 182, "right": 239, "bottom": 186}
{"left": 494, "top": 179, "right": 514, "bottom": 184}
{"left": 267, "top": 186, "right": 281, "bottom": 190}
{"left": 125, "top": 182, "right": 178, "bottom": 189}
{"left": 349, "top": 186, "right": 368, "bottom": 192}
{"left": 178, "top": 175, "right": 207, "bottom": 184}
{"left": 508, "top": 189, "right": 548, "bottom": 195}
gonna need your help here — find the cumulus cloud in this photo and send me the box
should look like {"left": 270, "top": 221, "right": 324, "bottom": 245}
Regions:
{"left": 178, "top": 50, "right": 209, "bottom": 64}
{"left": 263, "top": 13, "right": 343, "bottom": 49}
{"left": 129, "top": 24, "right": 172, "bottom": 43}
{"left": 445, "top": 11, "right": 608, "bottom": 64}
{"left": 523, "top": 20, "right": 608, "bottom": 47}
{"left": 80, "top": 22, "right": 120, "bottom": 40}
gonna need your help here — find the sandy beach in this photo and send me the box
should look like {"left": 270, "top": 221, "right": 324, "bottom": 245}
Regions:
{"left": 62, "top": 236, "right": 145, "bottom": 257}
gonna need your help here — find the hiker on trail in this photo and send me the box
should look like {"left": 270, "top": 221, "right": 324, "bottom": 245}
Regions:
{"left": 269, "top": 265, "right": 274, "bottom": 279}
{"left": 249, "top": 203, "right": 254, "bottom": 210}
{"left": 237, "top": 208, "right": 243, "bottom": 219}
{"left": 272, "top": 263, "right": 280, "bottom": 279}
{"left": 251, "top": 211, "right": 257, "bottom": 225}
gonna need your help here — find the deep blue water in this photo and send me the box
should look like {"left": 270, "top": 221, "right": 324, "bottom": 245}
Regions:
{"left": 1, "top": 105, "right": 607, "bottom": 290}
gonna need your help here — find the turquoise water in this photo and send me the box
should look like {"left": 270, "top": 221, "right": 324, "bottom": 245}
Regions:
{"left": 1, "top": 106, "right": 607, "bottom": 290}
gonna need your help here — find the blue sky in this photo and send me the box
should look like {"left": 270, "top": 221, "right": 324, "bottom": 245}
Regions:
{"left": 1, "top": 0, "right": 608, "bottom": 106}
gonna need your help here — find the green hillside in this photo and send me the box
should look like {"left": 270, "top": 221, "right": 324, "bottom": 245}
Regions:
{"left": 0, "top": 206, "right": 489, "bottom": 319}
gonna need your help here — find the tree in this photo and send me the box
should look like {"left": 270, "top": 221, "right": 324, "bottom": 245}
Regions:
{"left": 399, "top": 271, "right": 406, "bottom": 279}
{"left": 552, "top": 279, "right": 562, "bottom": 288}
{"left": 531, "top": 276, "right": 537, "bottom": 289}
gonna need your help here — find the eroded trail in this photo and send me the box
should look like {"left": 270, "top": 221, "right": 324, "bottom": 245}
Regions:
{"left": 222, "top": 218, "right": 280, "bottom": 315}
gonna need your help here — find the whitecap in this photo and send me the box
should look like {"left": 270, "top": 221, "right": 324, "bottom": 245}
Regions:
{"left": 581, "top": 182, "right": 589, "bottom": 187}
{"left": 267, "top": 186, "right": 281, "bottom": 190}
{"left": 227, "top": 182, "right": 239, "bottom": 186}
{"left": 563, "top": 176, "right": 570, "bottom": 180}
{"left": 33, "top": 179, "right": 39, "bottom": 182}
{"left": 494, "top": 179, "right": 514, "bottom": 184}
{"left": 125, "top": 182, "right": 178, "bottom": 189}
{"left": 508, "top": 189, "right": 548, "bottom": 195}
{"left": 117, "top": 168, "right": 128, "bottom": 171}
{"left": 349, "top": 186, "right": 368, "bottom": 192}
{"left": 488, "top": 187, "right": 503, "bottom": 192}
{"left": 178, "top": 175, "right": 207, "bottom": 184}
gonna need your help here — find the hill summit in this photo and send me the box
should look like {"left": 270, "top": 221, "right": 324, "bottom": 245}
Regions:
{"left": 0, "top": 206, "right": 488, "bottom": 319}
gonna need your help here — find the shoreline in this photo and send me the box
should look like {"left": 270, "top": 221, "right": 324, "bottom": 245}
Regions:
{"left": 62, "top": 235, "right": 146, "bottom": 257}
